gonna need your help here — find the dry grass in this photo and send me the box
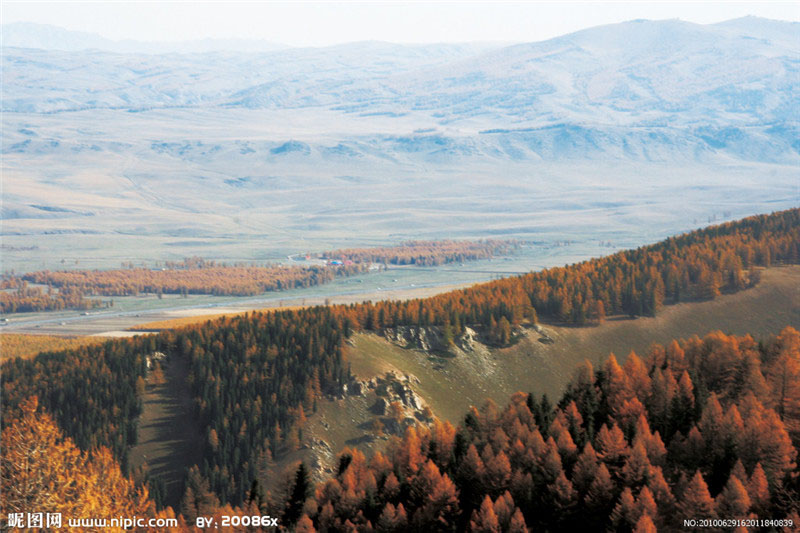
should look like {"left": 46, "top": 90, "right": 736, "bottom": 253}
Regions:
{"left": 0, "top": 333, "right": 106, "bottom": 361}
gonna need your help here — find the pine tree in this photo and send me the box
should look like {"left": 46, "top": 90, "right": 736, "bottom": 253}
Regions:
{"left": 677, "top": 471, "right": 716, "bottom": 520}
{"left": 595, "top": 423, "right": 630, "bottom": 473}
{"left": 622, "top": 440, "right": 652, "bottom": 488}
{"left": 377, "top": 503, "right": 407, "bottom": 533}
{"left": 635, "top": 486, "right": 658, "bottom": 526}
{"left": 295, "top": 515, "right": 317, "bottom": 533}
{"left": 584, "top": 463, "right": 616, "bottom": 523}
{"left": 609, "top": 487, "right": 638, "bottom": 532}
{"left": 507, "top": 508, "right": 528, "bottom": 533}
{"left": 747, "top": 463, "right": 770, "bottom": 515}
{"left": 572, "top": 442, "right": 600, "bottom": 494}
{"left": 412, "top": 467, "right": 459, "bottom": 531}
{"left": 285, "top": 463, "right": 311, "bottom": 527}
{"left": 633, "top": 513, "right": 657, "bottom": 533}
{"left": 767, "top": 327, "right": 800, "bottom": 439}
{"left": 469, "top": 495, "right": 500, "bottom": 533}
{"left": 716, "top": 475, "right": 751, "bottom": 519}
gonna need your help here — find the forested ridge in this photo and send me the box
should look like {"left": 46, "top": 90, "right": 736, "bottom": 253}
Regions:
{"left": 1, "top": 209, "right": 799, "bottom": 530}
{"left": 1, "top": 335, "right": 153, "bottom": 472}
{"left": 174, "top": 308, "right": 352, "bottom": 505}
{"left": 324, "top": 209, "right": 799, "bottom": 337}
{"left": 1, "top": 308, "right": 354, "bottom": 505}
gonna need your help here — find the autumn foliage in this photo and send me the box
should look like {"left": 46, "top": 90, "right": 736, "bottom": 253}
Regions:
{"left": 324, "top": 209, "right": 799, "bottom": 332}
{"left": 0, "top": 333, "right": 105, "bottom": 361}
{"left": 1, "top": 210, "right": 798, "bottom": 530}
{"left": 290, "top": 328, "right": 800, "bottom": 532}
{"left": 20, "top": 261, "right": 366, "bottom": 298}
{"left": 318, "top": 239, "right": 517, "bottom": 266}
{"left": 0, "top": 281, "right": 102, "bottom": 313}
{"left": 2, "top": 335, "right": 153, "bottom": 470}
{"left": 7, "top": 240, "right": 516, "bottom": 310}
{"left": 0, "top": 397, "right": 164, "bottom": 531}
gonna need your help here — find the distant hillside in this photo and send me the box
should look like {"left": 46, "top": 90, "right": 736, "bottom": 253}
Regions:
{"left": 1, "top": 22, "right": 288, "bottom": 53}
{"left": 2, "top": 17, "right": 798, "bottom": 272}
{"left": 3, "top": 18, "right": 797, "bottom": 161}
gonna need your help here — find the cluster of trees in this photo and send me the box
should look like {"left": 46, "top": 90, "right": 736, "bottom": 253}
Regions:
{"left": 0, "top": 397, "right": 172, "bottom": 528}
{"left": 319, "top": 240, "right": 518, "bottom": 266}
{"left": 20, "top": 262, "right": 367, "bottom": 298}
{"left": 170, "top": 308, "right": 352, "bottom": 505}
{"left": 12, "top": 208, "right": 795, "bottom": 317}
{"left": 0, "top": 308, "right": 354, "bottom": 505}
{"left": 0, "top": 281, "right": 101, "bottom": 313}
{"left": 322, "top": 209, "right": 799, "bottom": 332}
{"left": 1, "top": 336, "right": 153, "bottom": 472}
{"left": 280, "top": 327, "right": 800, "bottom": 531}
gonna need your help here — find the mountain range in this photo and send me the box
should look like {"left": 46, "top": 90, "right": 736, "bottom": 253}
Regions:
{"left": 1, "top": 17, "right": 798, "bottom": 271}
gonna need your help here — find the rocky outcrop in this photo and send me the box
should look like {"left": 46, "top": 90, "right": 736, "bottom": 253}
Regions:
{"left": 144, "top": 351, "right": 167, "bottom": 369}
{"left": 383, "top": 325, "right": 446, "bottom": 351}
{"left": 457, "top": 327, "right": 477, "bottom": 352}
{"left": 383, "top": 325, "right": 479, "bottom": 354}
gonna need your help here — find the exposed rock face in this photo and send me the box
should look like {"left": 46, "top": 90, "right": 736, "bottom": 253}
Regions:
{"left": 144, "top": 351, "right": 167, "bottom": 370}
{"left": 348, "top": 380, "right": 365, "bottom": 396}
{"left": 396, "top": 382, "right": 421, "bottom": 409}
{"left": 457, "top": 327, "right": 477, "bottom": 352}
{"left": 383, "top": 325, "right": 479, "bottom": 353}
{"left": 383, "top": 325, "right": 446, "bottom": 351}
{"left": 340, "top": 377, "right": 370, "bottom": 398}
{"left": 362, "top": 371, "right": 430, "bottom": 435}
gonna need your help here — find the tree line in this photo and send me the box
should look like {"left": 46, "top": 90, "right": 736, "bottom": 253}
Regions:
{"left": 0, "top": 281, "right": 102, "bottom": 313}
{"left": 322, "top": 209, "right": 799, "bottom": 332}
{"left": 318, "top": 240, "right": 518, "bottom": 266}
{"left": 20, "top": 263, "right": 367, "bottom": 299}
{"left": 2, "top": 238, "right": 518, "bottom": 313}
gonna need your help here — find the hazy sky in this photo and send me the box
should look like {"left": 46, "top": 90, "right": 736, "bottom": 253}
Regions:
{"left": 3, "top": 1, "right": 799, "bottom": 46}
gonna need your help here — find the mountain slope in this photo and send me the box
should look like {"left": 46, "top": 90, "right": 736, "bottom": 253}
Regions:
{"left": 1, "top": 21, "right": 288, "bottom": 53}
